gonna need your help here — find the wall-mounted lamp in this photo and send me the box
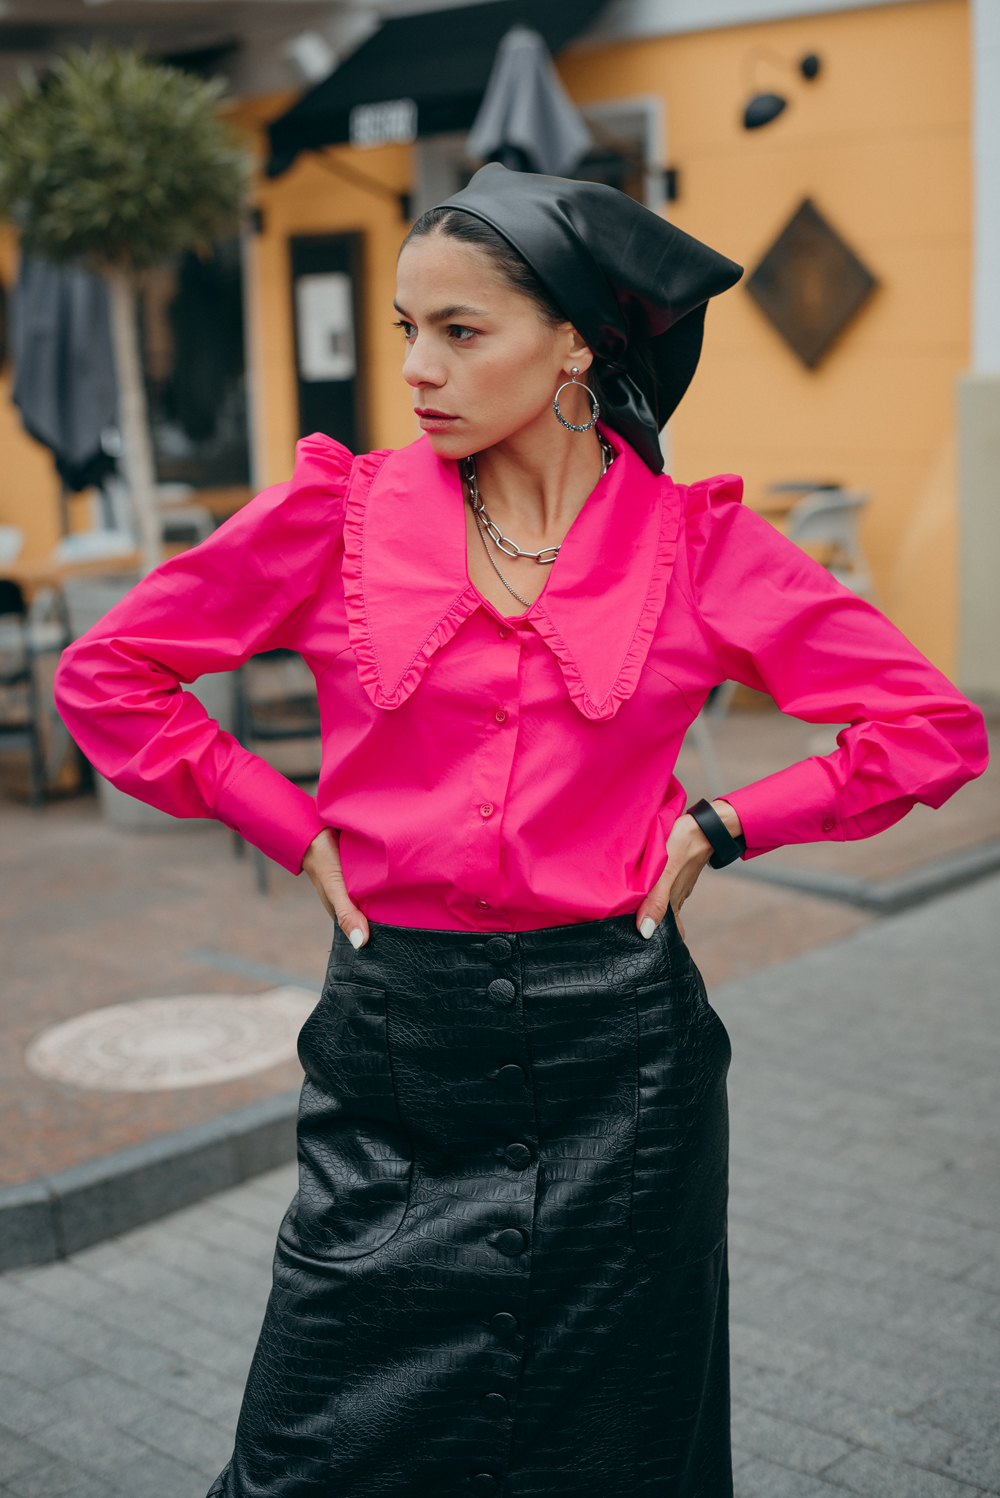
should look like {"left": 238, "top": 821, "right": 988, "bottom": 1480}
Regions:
{"left": 744, "top": 93, "right": 787, "bottom": 129}
{"left": 743, "top": 52, "right": 822, "bottom": 130}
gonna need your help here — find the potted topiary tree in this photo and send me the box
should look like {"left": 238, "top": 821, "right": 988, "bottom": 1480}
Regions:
{"left": 0, "top": 47, "right": 249, "bottom": 573}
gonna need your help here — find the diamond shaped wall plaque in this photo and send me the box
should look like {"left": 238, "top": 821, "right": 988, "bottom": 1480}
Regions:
{"left": 746, "top": 198, "right": 877, "bottom": 368}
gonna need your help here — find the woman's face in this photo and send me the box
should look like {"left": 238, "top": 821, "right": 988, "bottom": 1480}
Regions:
{"left": 394, "top": 232, "right": 592, "bottom": 458}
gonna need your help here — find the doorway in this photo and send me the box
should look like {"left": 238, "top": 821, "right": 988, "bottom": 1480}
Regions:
{"left": 289, "top": 233, "right": 366, "bottom": 452}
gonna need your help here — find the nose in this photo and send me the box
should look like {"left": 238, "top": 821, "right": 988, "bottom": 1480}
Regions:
{"left": 402, "top": 336, "right": 445, "bottom": 391}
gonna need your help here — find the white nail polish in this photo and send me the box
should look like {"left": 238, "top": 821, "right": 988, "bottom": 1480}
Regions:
{"left": 639, "top": 916, "right": 656, "bottom": 940}
{"left": 349, "top": 928, "right": 364, "bottom": 950}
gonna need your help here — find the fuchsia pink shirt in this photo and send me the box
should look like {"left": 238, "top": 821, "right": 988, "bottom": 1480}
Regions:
{"left": 55, "top": 429, "right": 987, "bottom": 932}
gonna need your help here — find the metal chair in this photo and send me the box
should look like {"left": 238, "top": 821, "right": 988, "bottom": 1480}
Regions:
{"left": 159, "top": 504, "right": 215, "bottom": 548}
{"left": 0, "top": 525, "right": 24, "bottom": 567}
{"left": 785, "top": 487, "right": 875, "bottom": 599}
{"left": 232, "top": 649, "right": 323, "bottom": 893}
{"left": 0, "top": 580, "right": 46, "bottom": 807}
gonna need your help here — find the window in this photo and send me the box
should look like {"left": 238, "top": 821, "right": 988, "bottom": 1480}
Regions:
{"left": 576, "top": 97, "right": 665, "bottom": 212}
{"left": 141, "top": 239, "right": 250, "bottom": 487}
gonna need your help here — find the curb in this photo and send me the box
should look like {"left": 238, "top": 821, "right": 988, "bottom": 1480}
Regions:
{"left": 730, "top": 838, "right": 1000, "bottom": 914}
{"left": 0, "top": 1088, "right": 300, "bottom": 1272}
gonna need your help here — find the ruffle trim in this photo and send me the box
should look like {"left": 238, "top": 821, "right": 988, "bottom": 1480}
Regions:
{"left": 342, "top": 448, "right": 479, "bottom": 710}
{"left": 529, "top": 478, "right": 684, "bottom": 722}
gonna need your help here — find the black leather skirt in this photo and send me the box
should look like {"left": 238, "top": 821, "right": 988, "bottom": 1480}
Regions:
{"left": 208, "top": 911, "right": 732, "bottom": 1498}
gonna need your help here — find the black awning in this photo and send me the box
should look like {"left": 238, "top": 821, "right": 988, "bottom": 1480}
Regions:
{"left": 266, "top": 0, "right": 607, "bottom": 177}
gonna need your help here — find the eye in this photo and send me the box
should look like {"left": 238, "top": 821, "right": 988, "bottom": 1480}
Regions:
{"left": 448, "top": 324, "right": 478, "bottom": 343}
{"left": 393, "top": 318, "right": 415, "bottom": 340}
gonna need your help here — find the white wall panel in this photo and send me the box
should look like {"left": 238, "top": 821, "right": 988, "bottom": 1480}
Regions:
{"left": 577, "top": 0, "right": 935, "bottom": 45}
{"left": 972, "top": 0, "right": 1000, "bottom": 371}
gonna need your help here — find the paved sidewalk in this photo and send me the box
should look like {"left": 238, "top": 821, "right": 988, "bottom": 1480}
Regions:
{"left": 1, "top": 877, "right": 998, "bottom": 1498}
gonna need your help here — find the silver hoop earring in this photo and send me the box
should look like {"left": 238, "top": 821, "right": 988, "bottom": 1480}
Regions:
{"left": 553, "top": 367, "right": 600, "bottom": 433}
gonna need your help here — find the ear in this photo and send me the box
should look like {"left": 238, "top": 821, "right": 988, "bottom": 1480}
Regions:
{"left": 562, "top": 326, "right": 594, "bottom": 375}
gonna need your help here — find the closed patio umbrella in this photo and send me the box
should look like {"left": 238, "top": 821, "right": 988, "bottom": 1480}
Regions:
{"left": 11, "top": 257, "right": 118, "bottom": 495}
{"left": 466, "top": 24, "right": 592, "bottom": 176}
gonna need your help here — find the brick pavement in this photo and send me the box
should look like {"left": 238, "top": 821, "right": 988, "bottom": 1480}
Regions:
{"left": 1, "top": 875, "right": 997, "bottom": 1497}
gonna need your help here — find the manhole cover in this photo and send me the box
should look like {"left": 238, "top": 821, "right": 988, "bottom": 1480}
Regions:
{"left": 25, "top": 988, "right": 318, "bottom": 1092}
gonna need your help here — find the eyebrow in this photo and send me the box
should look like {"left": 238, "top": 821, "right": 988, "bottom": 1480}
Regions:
{"left": 393, "top": 300, "right": 489, "bottom": 322}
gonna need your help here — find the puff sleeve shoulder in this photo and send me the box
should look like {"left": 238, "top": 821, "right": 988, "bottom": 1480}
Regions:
{"left": 681, "top": 476, "right": 988, "bottom": 856}
{"left": 54, "top": 434, "right": 352, "bottom": 873}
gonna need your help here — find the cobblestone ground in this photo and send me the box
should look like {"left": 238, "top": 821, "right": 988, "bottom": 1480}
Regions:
{"left": 0, "top": 876, "right": 997, "bottom": 1498}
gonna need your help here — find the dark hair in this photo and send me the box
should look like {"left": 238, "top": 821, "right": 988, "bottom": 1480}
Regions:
{"left": 402, "top": 206, "right": 612, "bottom": 411}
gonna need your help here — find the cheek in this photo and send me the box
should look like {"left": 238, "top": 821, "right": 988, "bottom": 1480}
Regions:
{"left": 469, "top": 338, "right": 556, "bottom": 414}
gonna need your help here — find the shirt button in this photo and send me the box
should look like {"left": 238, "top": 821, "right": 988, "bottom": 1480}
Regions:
{"left": 503, "top": 1142, "right": 532, "bottom": 1170}
{"left": 497, "top": 625, "right": 511, "bottom": 640}
{"left": 480, "top": 802, "right": 494, "bottom": 818}
{"left": 821, "top": 816, "right": 836, "bottom": 832}
{"left": 480, "top": 1392, "right": 509, "bottom": 1418}
{"left": 470, "top": 1475, "right": 500, "bottom": 1497}
{"left": 487, "top": 978, "right": 516, "bottom": 1007}
{"left": 490, "top": 1311, "right": 518, "bottom": 1337}
{"left": 497, "top": 1063, "right": 526, "bottom": 1090}
{"left": 494, "top": 709, "right": 507, "bottom": 724}
{"left": 475, "top": 898, "right": 490, "bottom": 910}
{"left": 493, "top": 1228, "right": 527, "bottom": 1257}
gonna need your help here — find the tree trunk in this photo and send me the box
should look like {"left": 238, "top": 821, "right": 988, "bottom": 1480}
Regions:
{"left": 105, "top": 268, "right": 161, "bottom": 575}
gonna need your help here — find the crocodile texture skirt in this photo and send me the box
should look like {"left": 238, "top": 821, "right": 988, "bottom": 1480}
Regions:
{"left": 208, "top": 911, "right": 733, "bottom": 1498}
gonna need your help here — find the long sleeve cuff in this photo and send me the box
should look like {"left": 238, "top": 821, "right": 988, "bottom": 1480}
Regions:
{"left": 723, "top": 756, "right": 846, "bottom": 859}
{"left": 215, "top": 756, "right": 326, "bottom": 874}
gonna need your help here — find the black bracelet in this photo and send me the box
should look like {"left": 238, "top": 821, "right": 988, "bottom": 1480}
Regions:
{"left": 687, "top": 798, "right": 747, "bottom": 869}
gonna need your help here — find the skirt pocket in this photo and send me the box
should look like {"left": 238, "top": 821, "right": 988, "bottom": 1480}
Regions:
{"left": 629, "top": 970, "right": 731, "bottom": 1271}
{"left": 285, "top": 979, "right": 413, "bottom": 1261}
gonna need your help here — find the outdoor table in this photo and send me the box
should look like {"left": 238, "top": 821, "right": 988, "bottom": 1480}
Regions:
{"left": 0, "top": 550, "right": 141, "bottom": 604}
{"left": 191, "top": 485, "right": 254, "bottom": 520}
{"left": 0, "top": 488, "right": 254, "bottom": 603}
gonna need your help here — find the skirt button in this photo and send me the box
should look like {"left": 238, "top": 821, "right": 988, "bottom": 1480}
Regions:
{"left": 502, "top": 1143, "right": 531, "bottom": 1170}
{"left": 480, "top": 1392, "right": 509, "bottom": 1418}
{"left": 470, "top": 1476, "right": 499, "bottom": 1497}
{"left": 486, "top": 937, "right": 512, "bottom": 963}
{"left": 488, "top": 978, "right": 516, "bottom": 1007}
{"left": 493, "top": 1228, "right": 527, "bottom": 1256}
{"left": 497, "top": 1064, "right": 526, "bottom": 1091}
{"left": 490, "top": 1311, "right": 518, "bottom": 1337}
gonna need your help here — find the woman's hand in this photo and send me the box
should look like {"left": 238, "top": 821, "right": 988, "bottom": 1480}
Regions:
{"left": 302, "top": 828, "right": 369, "bottom": 949}
{"left": 636, "top": 800, "right": 744, "bottom": 942}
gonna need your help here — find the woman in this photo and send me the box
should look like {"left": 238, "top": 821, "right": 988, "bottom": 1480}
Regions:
{"left": 55, "top": 165, "right": 987, "bottom": 1498}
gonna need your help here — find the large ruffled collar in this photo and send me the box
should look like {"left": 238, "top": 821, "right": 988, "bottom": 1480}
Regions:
{"left": 342, "top": 429, "right": 682, "bottom": 721}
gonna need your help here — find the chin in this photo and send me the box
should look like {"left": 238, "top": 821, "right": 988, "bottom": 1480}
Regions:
{"left": 423, "top": 429, "right": 479, "bottom": 461}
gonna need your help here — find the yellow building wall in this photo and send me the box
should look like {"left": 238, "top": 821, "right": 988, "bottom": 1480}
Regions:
{"left": 0, "top": 230, "right": 65, "bottom": 563}
{"left": 560, "top": 0, "right": 970, "bottom": 675}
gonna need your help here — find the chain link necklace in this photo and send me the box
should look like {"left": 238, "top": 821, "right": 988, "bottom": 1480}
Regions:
{"left": 464, "top": 436, "right": 615, "bottom": 610}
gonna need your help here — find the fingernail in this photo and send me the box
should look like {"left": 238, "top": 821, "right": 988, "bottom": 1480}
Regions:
{"left": 348, "top": 928, "right": 365, "bottom": 950}
{"left": 639, "top": 916, "right": 657, "bottom": 940}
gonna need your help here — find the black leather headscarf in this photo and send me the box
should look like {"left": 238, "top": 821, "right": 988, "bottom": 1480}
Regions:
{"left": 438, "top": 163, "right": 743, "bottom": 473}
